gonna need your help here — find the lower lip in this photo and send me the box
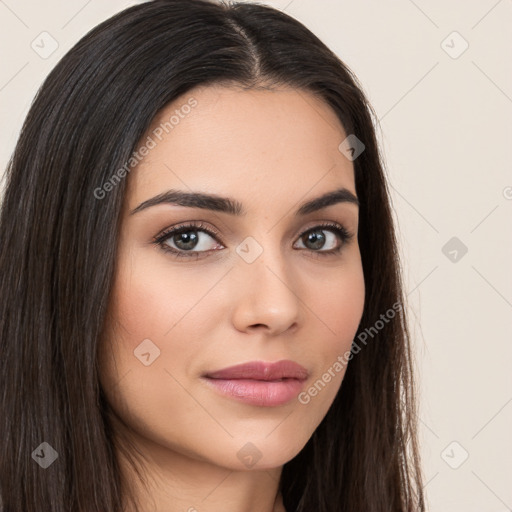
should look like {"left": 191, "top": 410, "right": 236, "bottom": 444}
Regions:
{"left": 203, "top": 377, "right": 305, "bottom": 407}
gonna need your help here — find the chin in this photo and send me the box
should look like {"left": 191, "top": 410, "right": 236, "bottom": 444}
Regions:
{"left": 221, "top": 433, "right": 310, "bottom": 471}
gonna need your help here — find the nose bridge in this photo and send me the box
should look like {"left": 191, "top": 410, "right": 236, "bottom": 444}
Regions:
{"left": 231, "top": 232, "right": 301, "bottom": 334}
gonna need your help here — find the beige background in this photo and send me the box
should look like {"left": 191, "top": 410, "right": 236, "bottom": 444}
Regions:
{"left": 1, "top": 1, "right": 511, "bottom": 511}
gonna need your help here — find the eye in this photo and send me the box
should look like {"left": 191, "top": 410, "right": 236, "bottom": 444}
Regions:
{"left": 293, "top": 222, "right": 354, "bottom": 257}
{"left": 153, "top": 221, "right": 354, "bottom": 259}
{"left": 153, "top": 221, "right": 222, "bottom": 259}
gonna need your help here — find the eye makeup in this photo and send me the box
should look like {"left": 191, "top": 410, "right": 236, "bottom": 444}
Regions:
{"left": 152, "top": 219, "right": 355, "bottom": 260}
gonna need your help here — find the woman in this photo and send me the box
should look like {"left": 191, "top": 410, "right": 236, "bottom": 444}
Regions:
{"left": 0, "top": 0, "right": 425, "bottom": 510}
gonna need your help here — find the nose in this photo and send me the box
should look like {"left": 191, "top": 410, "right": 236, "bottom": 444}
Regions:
{"left": 230, "top": 246, "right": 301, "bottom": 336}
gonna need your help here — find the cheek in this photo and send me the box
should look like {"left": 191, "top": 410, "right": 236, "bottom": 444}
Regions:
{"left": 98, "top": 243, "right": 232, "bottom": 404}
{"left": 98, "top": 255, "right": 211, "bottom": 458}
{"left": 107, "top": 247, "right": 220, "bottom": 348}
{"left": 98, "top": 250, "right": 199, "bottom": 413}
{"left": 296, "top": 262, "right": 365, "bottom": 422}
{"left": 322, "top": 268, "right": 365, "bottom": 332}
{"left": 309, "top": 256, "right": 365, "bottom": 353}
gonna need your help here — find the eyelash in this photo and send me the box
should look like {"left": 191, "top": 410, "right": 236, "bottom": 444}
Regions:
{"left": 152, "top": 220, "right": 354, "bottom": 260}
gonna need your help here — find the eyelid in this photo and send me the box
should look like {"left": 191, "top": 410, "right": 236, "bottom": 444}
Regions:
{"left": 153, "top": 220, "right": 220, "bottom": 245}
{"left": 297, "top": 221, "right": 354, "bottom": 240}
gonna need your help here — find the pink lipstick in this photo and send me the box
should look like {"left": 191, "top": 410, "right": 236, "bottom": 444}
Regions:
{"left": 202, "top": 360, "right": 308, "bottom": 407}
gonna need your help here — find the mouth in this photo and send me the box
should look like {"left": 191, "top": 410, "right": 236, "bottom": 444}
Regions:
{"left": 204, "top": 359, "right": 309, "bottom": 381}
{"left": 201, "top": 360, "right": 308, "bottom": 407}
{"left": 202, "top": 378, "right": 306, "bottom": 407}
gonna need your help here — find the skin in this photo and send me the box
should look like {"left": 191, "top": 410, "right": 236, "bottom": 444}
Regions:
{"left": 98, "top": 84, "right": 365, "bottom": 512}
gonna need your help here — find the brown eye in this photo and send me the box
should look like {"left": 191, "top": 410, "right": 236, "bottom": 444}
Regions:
{"left": 153, "top": 221, "right": 353, "bottom": 260}
{"left": 166, "top": 229, "right": 201, "bottom": 251}
{"left": 294, "top": 223, "right": 353, "bottom": 256}
{"left": 153, "top": 221, "right": 224, "bottom": 259}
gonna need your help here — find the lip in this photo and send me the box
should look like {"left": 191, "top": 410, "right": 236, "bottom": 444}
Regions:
{"left": 202, "top": 360, "right": 309, "bottom": 407}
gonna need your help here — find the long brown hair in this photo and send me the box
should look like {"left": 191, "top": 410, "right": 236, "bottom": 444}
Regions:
{"left": 0, "top": 1, "right": 425, "bottom": 510}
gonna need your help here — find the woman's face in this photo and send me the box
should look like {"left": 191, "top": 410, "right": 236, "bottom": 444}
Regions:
{"left": 99, "top": 84, "right": 365, "bottom": 472}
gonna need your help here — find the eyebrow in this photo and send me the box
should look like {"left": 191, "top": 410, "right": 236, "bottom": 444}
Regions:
{"left": 129, "top": 187, "right": 359, "bottom": 216}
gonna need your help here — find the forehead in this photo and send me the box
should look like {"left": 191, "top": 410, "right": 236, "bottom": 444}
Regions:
{"left": 125, "top": 85, "right": 355, "bottom": 212}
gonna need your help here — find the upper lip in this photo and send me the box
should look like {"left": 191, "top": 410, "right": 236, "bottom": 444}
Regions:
{"left": 204, "top": 360, "right": 309, "bottom": 381}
